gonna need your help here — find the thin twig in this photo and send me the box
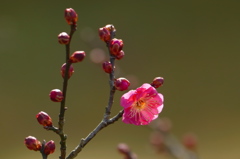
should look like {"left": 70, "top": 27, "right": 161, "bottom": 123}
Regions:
{"left": 66, "top": 25, "right": 123, "bottom": 159}
{"left": 40, "top": 140, "right": 48, "bottom": 159}
{"left": 58, "top": 23, "right": 77, "bottom": 159}
{"left": 66, "top": 110, "right": 123, "bottom": 159}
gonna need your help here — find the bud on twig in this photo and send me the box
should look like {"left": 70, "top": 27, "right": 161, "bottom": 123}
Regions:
{"left": 115, "top": 78, "right": 130, "bottom": 91}
{"left": 49, "top": 89, "right": 64, "bottom": 102}
{"left": 151, "top": 77, "right": 164, "bottom": 88}
{"left": 36, "top": 111, "right": 53, "bottom": 127}
{"left": 64, "top": 8, "right": 78, "bottom": 25}
{"left": 99, "top": 27, "right": 111, "bottom": 42}
{"left": 69, "top": 51, "right": 86, "bottom": 63}
{"left": 115, "top": 50, "right": 125, "bottom": 60}
{"left": 24, "top": 136, "right": 42, "bottom": 151}
{"left": 109, "top": 38, "right": 124, "bottom": 56}
{"left": 58, "top": 32, "right": 70, "bottom": 45}
{"left": 102, "top": 61, "right": 113, "bottom": 73}
{"left": 61, "top": 63, "right": 74, "bottom": 79}
{"left": 44, "top": 140, "right": 55, "bottom": 155}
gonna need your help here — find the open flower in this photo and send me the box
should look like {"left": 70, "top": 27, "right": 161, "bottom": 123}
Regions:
{"left": 120, "top": 83, "right": 164, "bottom": 125}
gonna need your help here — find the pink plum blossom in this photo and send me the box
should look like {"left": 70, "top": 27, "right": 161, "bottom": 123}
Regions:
{"left": 120, "top": 83, "right": 164, "bottom": 125}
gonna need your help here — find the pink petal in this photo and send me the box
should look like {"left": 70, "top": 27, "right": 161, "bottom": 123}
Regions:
{"left": 152, "top": 114, "right": 159, "bottom": 120}
{"left": 120, "top": 90, "right": 136, "bottom": 108}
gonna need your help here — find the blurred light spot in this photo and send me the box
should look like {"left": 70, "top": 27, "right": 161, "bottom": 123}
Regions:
{"left": 125, "top": 75, "right": 139, "bottom": 89}
{"left": 89, "top": 48, "right": 106, "bottom": 63}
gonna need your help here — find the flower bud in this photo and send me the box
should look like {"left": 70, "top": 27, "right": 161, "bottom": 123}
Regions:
{"left": 49, "top": 89, "right": 63, "bottom": 102}
{"left": 182, "top": 133, "right": 198, "bottom": 150}
{"left": 58, "top": 32, "right": 70, "bottom": 45}
{"left": 24, "top": 136, "right": 42, "bottom": 151}
{"left": 61, "top": 63, "right": 74, "bottom": 79}
{"left": 69, "top": 51, "right": 86, "bottom": 63}
{"left": 36, "top": 111, "right": 52, "bottom": 127}
{"left": 44, "top": 140, "right": 55, "bottom": 155}
{"left": 98, "top": 27, "right": 111, "bottom": 42}
{"left": 105, "top": 24, "right": 116, "bottom": 32}
{"left": 64, "top": 8, "right": 78, "bottom": 25}
{"left": 117, "top": 143, "right": 130, "bottom": 154}
{"left": 150, "top": 132, "right": 165, "bottom": 153}
{"left": 102, "top": 61, "right": 113, "bottom": 73}
{"left": 151, "top": 77, "right": 164, "bottom": 88}
{"left": 115, "top": 78, "right": 130, "bottom": 91}
{"left": 109, "top": 38, "right": 123, "bottom": 56}
{"left": 115, "top": 50, "right": 125, "bottom": 60}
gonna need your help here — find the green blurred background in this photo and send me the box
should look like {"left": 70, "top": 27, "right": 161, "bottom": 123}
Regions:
{"left": 0, "top": 0, "right": 239, "bottom": 158}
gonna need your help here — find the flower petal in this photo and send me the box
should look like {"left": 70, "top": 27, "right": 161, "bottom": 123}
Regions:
{"left": 120, "top": 90, "right": 136, "bottom": 108}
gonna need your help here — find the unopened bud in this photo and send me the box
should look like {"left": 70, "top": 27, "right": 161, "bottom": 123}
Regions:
{"left": 109, "top": 38, "right": 123, "bottom": 56}
{"left": 58, "top": 32, "right": 70, "bottom": 45}
{"left": 117, "top": 143, "right": 130, "bottom": 154}
{"left": 115, "top": 78, "right": 130, "bottom": 91}
{"left": 115, "top": 50, "right": 125, "bottom": 60}
{"left": 36, "top": 111, "right": 52, "bottom": 127}
{"left": 99, "top": 27, "right": 111, "bottom": 42}
{"left": 149, "top": 132, "right": 165, "bottom": 153}
{"left": 24, "top": 136, "right": 42, "bottom": 151}
{"left": 151, "top": 77, "right": 164, "bottom": 88}
{"left": 105, "top": 24, "right": 116, "bottom": 32}
{"left": 49, "top": 89, "right": 63, "bottom": 102}
{"left": 102, "top": 61, "right": 113, "bottom": 73}
{"left": 64, "top": 8, "right": 78, "bottom": 25}
{"left": 61, "top": 63, "right": 74, "bottom": 79}
{"left": 44, "top": 140, "right": 55, "bottom": 155}
{"left": 182, "top": 133, "right": 198, "bottom": 150}
{"left": 69, "top": 51, "right": 86, "bottom": 63}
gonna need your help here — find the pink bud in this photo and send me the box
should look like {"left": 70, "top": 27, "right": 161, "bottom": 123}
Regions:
{"left": 109, "top": 38, "right": 123, "bottom": 56}
{"left": 99, "top": 27, "right": 111, "bottom": 42}
{"left": 69, "top": 51, "right": 86, "bottom": 63}
{"left": 58, "top": 32, "right": 70, "bottom": 45}
{"left": 105, "top": 24, "right": 116, "bottom": 32}
{"left": 61, "top": 63, "right": 74, "bottom": 79}
{"left": 182, "top": 133, "right": 198, "bottom": 150}
{"left": 44, "top": 140, "right": 55, "bottom": 155}
{"left": 115, "top": 50, "right": 125, "bottom": 60}
{"left": 36, "top": 111, "right": 52, "bottom": 127}
{"left": 151, "top": 77, "right": 164, "bottom": 88}
{"left": 102, "top": 61, "right": 113, "bottom": 73}
{"left": 117, "top": 143, "right": 130, "bottom": 154}
{"left": 24, "top": 136, "right": 42, "bottom": 151}
{"left": 49, "top": 89, "right": 63, "bottom": 102}
{"left": 64, "top": 8, "right": 78, "bottom": 25}
{"left": 115, "top": 78, "right": 130, "bottom": 91}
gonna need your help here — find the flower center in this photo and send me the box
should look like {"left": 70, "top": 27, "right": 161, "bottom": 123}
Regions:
{"left": 136, "top": 99, "right": 146, "bottom": 109}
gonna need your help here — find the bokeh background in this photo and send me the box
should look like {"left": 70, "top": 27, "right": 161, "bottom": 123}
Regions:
{"left": 0, "top": 0, "right": 239, "bottom": 158}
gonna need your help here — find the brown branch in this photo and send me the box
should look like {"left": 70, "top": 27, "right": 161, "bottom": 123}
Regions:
{"left": 58, "top": 23, "right": 77, "bottom": 159}
{"left": 66, "top": 110, "right": 123, "bottom": 159}
{"left": 66, "top": 25, "right": 123, "bottom": 159}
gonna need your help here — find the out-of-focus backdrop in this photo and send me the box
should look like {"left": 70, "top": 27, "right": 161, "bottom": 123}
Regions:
{"left": 0, "top": 0, "right": 239, "bottom": 158}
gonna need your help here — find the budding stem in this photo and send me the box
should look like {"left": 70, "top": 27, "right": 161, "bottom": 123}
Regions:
{"left": 58, "top": 23, "right": 77, "bottom": 159}
{"left": 66, "top": 25, "right": 123, "bottom": 159}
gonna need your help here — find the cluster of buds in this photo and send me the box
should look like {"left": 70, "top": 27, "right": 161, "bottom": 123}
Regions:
{"left": 25, "top": 6, "right": 166, "bottom": 158}
{"left": 99, "top": 24, "right": 129, "bottom": 91}
{"left": 149, "top": 118, "right": 198, "bottom": 157}
{"left": 25, "top": 8, "right": 82, "bottom": 157}
{"left": 24, "top": 136, "right": 55, "bottom": 155}
{"left": 59, "top": 51, "right": 85, "bottom": 79}
{"left": 99, "top": 25, "right": 124, "bottom": 59}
